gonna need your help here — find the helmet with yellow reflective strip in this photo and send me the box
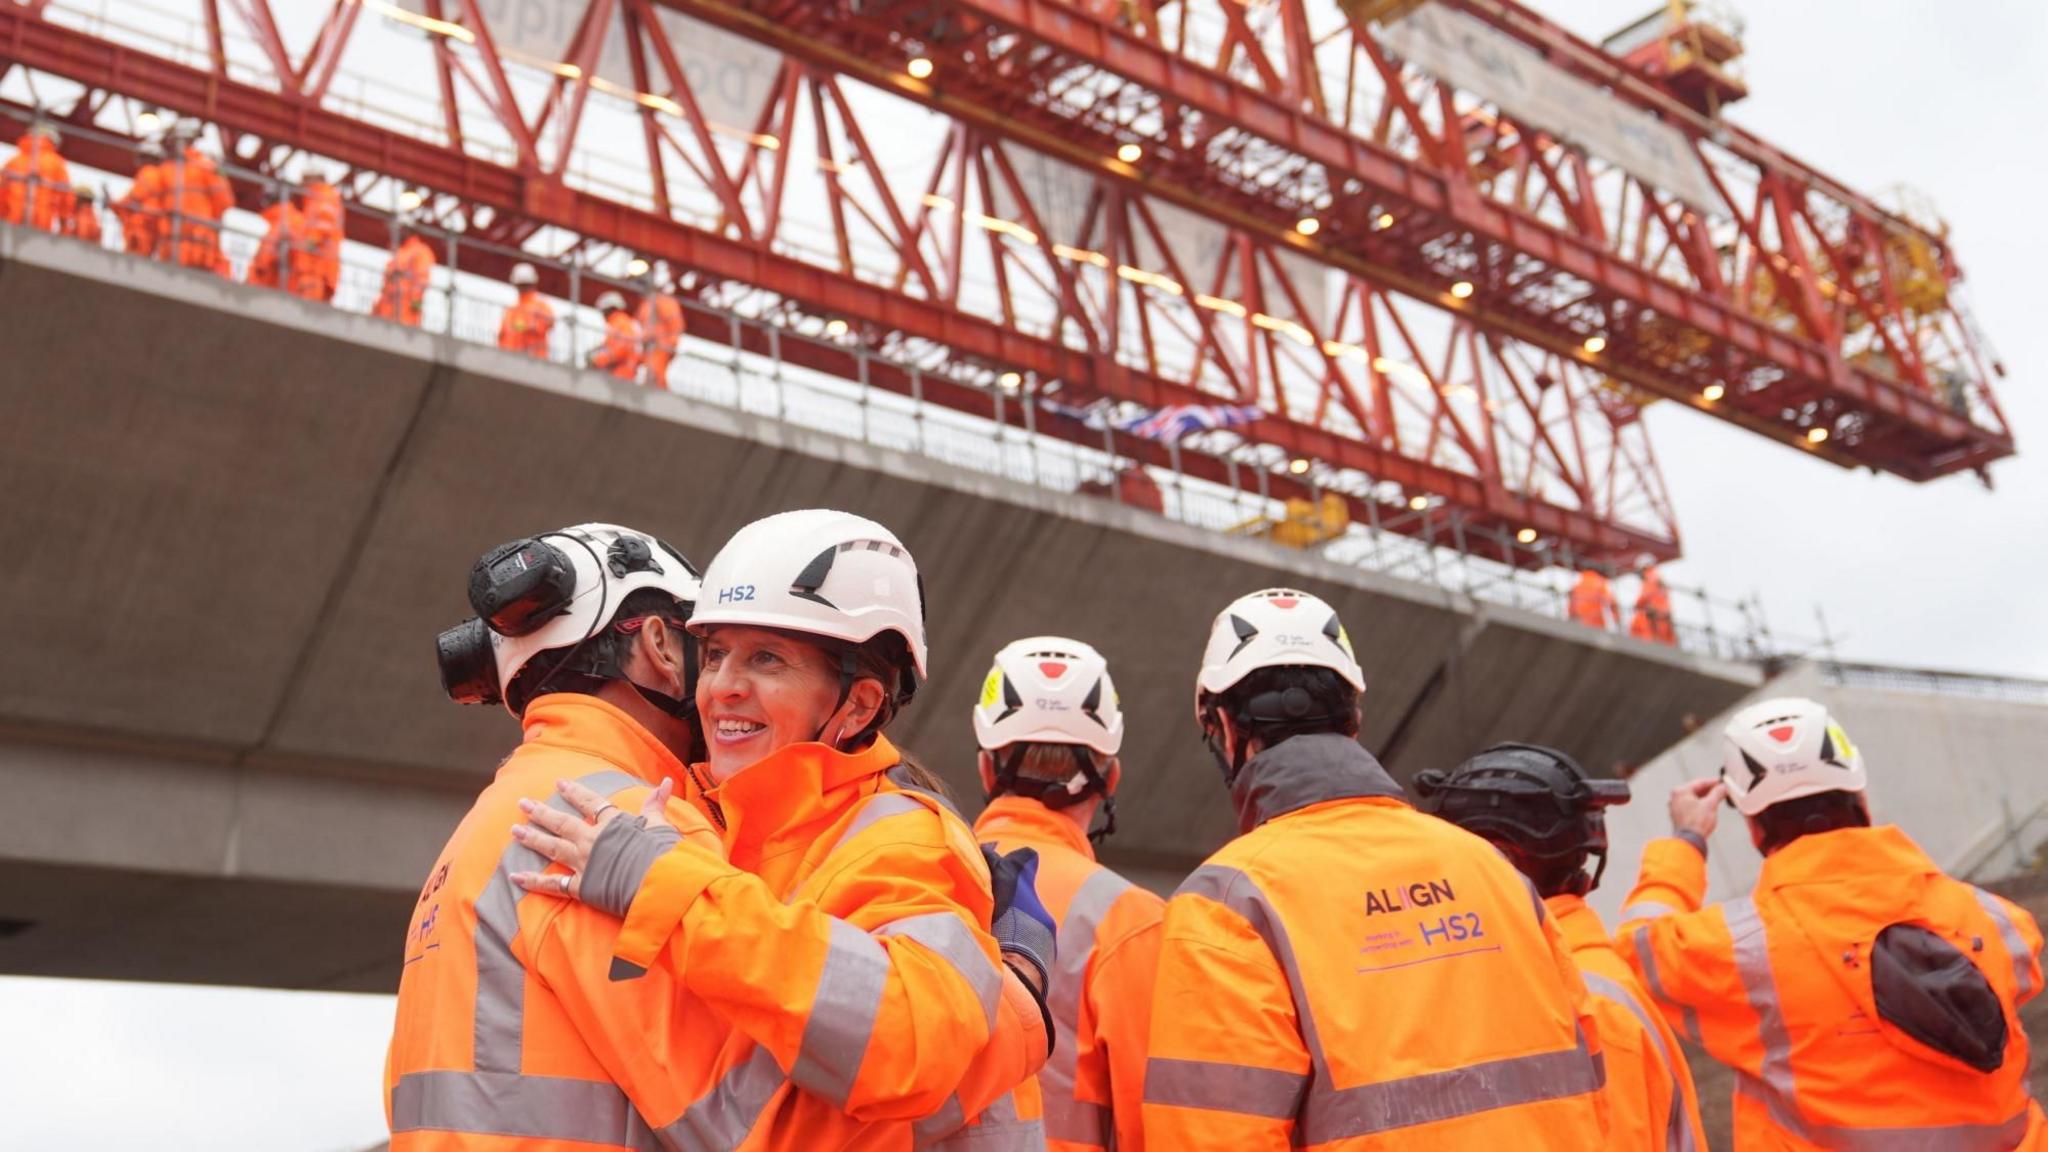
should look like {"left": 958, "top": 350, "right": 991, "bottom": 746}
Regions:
{"left": 1720, "top": 696, "right": 1867, "bottom": 817}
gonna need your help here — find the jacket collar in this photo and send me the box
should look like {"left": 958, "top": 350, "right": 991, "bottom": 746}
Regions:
{"left": 1229, "top": 732, "right": 1405, "bottom": 833}
{"left": 705, "top": 735, "right": 901, "bottom": 859}
{"left": 1760, "top": 823, "right": 1930, "bottom": 889}
{"left": 1543, "top": 894, "right": 1611, "bottom": 956}
{"left": 518, "top": 693, "right": 686, "bottom": 788}
{"left": 973, "top": 794, "right": 1095, "bottom": 861}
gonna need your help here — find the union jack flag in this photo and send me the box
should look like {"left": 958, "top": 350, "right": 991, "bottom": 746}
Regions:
{"left": 1116, "top": 403, "right": 1267, "bottom": 442}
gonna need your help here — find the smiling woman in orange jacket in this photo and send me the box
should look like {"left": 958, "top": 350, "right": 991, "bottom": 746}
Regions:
{"left": 511, "top": 509, "right": 1049, "bottom": 1150}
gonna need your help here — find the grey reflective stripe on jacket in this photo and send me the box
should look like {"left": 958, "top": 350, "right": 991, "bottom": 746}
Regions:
{"left": 1145, "top": 863, "right": 1604, "bottom": 1142}
{"left": 1972, "top": 887, "right": 2039, "bottom": 1000}
{"left": 1580, "top": 970, "right": 1697, "bottom": 1152}
{"left": 390, "top": 768, "right": 663, "bottom": 1148}
{"left": 1722, "top": 896, "right": 2035, "bottom": 1152}
{"left": 1227, "top": 732, "right": 1404, "bottom": 833}
{"left": 1039, "top": 866, "right": 1136, "bottom": 1148}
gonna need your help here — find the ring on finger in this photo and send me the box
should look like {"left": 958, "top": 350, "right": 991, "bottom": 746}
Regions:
{"left": 557, "top": 874, "right": 573, "bottom": 895}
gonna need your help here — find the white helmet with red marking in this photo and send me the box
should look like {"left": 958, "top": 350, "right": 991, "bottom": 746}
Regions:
{"left": 973, "top": 636, "right": 1123, "bottom": 756}
{"left": 1720, "top": 696, "right": 1867, "bottom": 817}
{"left": 1194, "top": 588, "right": 1364, "bottom": 715}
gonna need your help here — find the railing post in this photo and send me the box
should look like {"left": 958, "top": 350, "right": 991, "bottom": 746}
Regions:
{"left": 568, "top": 262, "right": 583, "bottom": 364}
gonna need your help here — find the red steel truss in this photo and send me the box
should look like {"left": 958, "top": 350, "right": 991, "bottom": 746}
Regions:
{"left": 707, "top": 0, "right": 2011, "bottom": 481}
{"left": 0, "top": 0, "right": 2001, "bottom": 566}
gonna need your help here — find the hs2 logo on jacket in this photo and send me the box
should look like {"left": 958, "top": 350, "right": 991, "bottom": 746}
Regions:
{"left": 1356, "top": 876, "right": 1489, "bottom": 972}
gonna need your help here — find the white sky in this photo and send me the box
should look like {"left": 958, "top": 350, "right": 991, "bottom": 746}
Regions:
{"left": 5, "top": 3, "right": 2042, "bottom": 1149}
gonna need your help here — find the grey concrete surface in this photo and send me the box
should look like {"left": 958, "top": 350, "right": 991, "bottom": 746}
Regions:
{"left": 1590, "top": 661, "right": 2048, "bottom": 927}
{"left": 0, "top": 228, "right": 1760, "bottom": 988}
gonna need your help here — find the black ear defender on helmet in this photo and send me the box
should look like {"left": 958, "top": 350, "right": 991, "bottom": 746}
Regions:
{"left": 434, "top": 531, "right": 697, "bottom": 719}
{"left": 1413, "top": 742, "right": 1631, "bottom": 896}
{"left": 436, "top": 536, "right": 583, "bottom": 706}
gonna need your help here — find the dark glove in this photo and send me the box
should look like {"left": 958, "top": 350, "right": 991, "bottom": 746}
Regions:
{"left": 982, "top": 843, "right": 1057, "bottom": 1055}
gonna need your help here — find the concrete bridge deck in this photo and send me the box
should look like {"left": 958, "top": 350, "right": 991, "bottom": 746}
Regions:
{"left": 0, "top": 227, "right": 1759, "bottom": 990}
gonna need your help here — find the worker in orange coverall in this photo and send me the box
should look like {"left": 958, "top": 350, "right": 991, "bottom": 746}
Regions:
{"left": 1, "top": 120, "right": 76, "bottom": 232}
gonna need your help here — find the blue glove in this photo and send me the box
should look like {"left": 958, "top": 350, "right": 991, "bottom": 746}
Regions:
{"left": 982, "top": 843, "right": 1057, "bottom": 1054}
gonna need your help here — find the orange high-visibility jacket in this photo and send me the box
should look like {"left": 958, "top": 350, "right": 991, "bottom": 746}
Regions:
{"left": 385, "top": 692, "right": 722, "bottom": 1151}
{"left": 594, "top": 732, "right": 1047, "bottom": 1149}
{"left": 299, "top": 181, "right": 344, "bottom": 300}
{"left": 1620, "top": 826, "right": 2047, "bottom": 1149}
{"left": 975, "top": 795, "right": 1165, "bottom": 1152}
{"left": 635, "top": 294, "right": 685, "bottom": 388}
{"left": 246, "top": 203, "right": 304, "bottom": 289}
{"left": 0, "top": 134, "right": 75, "bottom": 232}
{"left": 590, "top": 311, "right": 643, "bottom": 381}
{"left": 1143, "top": 734, "right": 1607, "bottom": 1150}
{"left": 159, "top": 148, "right": 232, "bottom": 272}
{"left": 116, "top": 162, "right": 168, "bottom": 255}
{"left": 1629, "top": 569, "right": 1677, "bottom": 647}
{"left": 498, "top": 291, "right": 555, "bottom": 358}
{"left": 375, "top": 235, "right": 436, "bottom": 327}
{"left": 68, "top": 195, "right": 102, "bottom": 244}
{"left": 1569, "top": 571, "right": 1618, "bottom": 630}
{"left": 1546, "top": 893, "right": 1705, "bottom": 1152}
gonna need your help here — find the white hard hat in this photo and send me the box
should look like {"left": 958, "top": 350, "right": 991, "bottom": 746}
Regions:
{"left": 690, "top": 509, "right": 928, "bottom": 684}
{"left": 1195, "top": 588, "right": 1364, "bottom": 716}
{"left": 482, "top": 523, "right": 699, "bottom": 714}
{"left": 973, "top": 636, "right": 1123, "bottom": 756}
{"left": 595, "top": 290, "right": 627, "bottom": 313}
{"left": 510, "top": 262, "right": 539, "bottom": 287}
{"left": 1719, "top": 696, "right": 1867, "bottom": 817}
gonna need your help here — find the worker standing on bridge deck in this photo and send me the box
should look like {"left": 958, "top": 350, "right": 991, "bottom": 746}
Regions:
{"left": 1619, "top": 697, "right": 2047, "bottom": 1148}
{"left": 586, "top": 290, "right": 642, "bottom": 380}
{"left": 1629, "top": 566, "right": 1677, "bottom": 647}
{"left": 634, "top": 268, "right": 685, "bottom": 388}
{"left": 501, "top": 509, "right": 1054, "bottom": 1149}
{"left": 245, "top": 185, "right": 305, "bottom": 292}
{"left": 1418, "top": 743, "right": 1707, "bottom": 1152}
{"left": 297, "top": 165, "right": 343, "bottom": 301}
{"left": 373, "top": 212, "right": 435, "bottom": 327}
{"left": 1142, "top": 588, "right": 1608, "bottom": 1150}
{"left": 971, "top": 636, "right": 1164, "bottom": 1152}
{"left": 1569, "top": 568, "right": 1621, "bottom": 631}
{"left": 496, "top": 262, "right": 554, "bottom": 357}
{"left": 1, "top": 120, "right": 76, "bottom": 234}
{"left": 115, "top": 138, "right": 168, "bottom": 257}
{"left": 66, "top": 185, "right": 103, "bottom": 245}
{"left": 158, "top": 122, "right": 231, "bottom": 274}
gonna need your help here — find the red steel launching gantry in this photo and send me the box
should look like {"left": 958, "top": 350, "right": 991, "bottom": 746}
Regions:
{"left": 0, "top": 0, "right": 2012, "bottom": 569}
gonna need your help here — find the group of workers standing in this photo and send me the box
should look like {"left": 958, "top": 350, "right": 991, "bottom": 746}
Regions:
{"left": 3, "top": 117, "right": 688, "bottom": 389}
{"left": 389, "top": 508, "right": 2045, "bottom": 1150}
{"left": 2, "top": 118, "right": 237, "bottom": 272}
{"left": 1572, "top": 564, "right": 1678, "bottom": 646}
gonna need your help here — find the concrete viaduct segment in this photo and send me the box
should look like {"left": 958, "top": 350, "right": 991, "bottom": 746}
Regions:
{"left": 0, "top": 230, "right": 1757, "bottom": 990}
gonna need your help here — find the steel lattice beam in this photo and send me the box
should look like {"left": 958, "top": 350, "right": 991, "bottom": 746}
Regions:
{"left": 663, "top": 0, "right": 2009, "bottom": 482}
{"left": 0, "top": 0, "right": 1686, "bottom": 564}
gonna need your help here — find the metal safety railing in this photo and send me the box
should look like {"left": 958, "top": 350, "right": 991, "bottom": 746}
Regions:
{"left": 1817, "top": 661, "right": 2048, "bottom": 707}
{"left": 1, "top": 115, "right": 1813, "bottom": 664}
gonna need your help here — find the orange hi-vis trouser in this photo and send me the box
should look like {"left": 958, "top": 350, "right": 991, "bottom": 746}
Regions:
{"left": 1620, "top": 826, "right": 2048, "bottom": 1150}
{"left": 387, "top": 697, "right": 1045, "bottom": 1150}
{"left": 1143, "top": 734, "right": 1608, "bottom": 1150}
{"left": 1546, "top": 894, "right": 1707, "bottom": 1152}
{"left": 976, "top": 795, "right": 1165, "bottom": 1152}
{"left": 637, "top": 295, "right": 684, "bottom": 388}
{"left": 159, "top": 151, "right": 232, "bottom": 273}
